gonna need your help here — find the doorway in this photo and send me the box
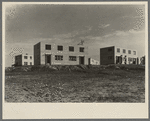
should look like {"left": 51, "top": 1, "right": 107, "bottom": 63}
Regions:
{"left": 116, "top": 56, "right": 120, "bottom": 64}
{"left": 79, "top": 56, "right": 84, "bottom": 65}
{"left": 45, "top": 54, "right": 51, "bottom": 65}
{"left": 133, "top": 58, "right": 136, "bottom": 64}
{"left": 88, "top": 58, "right": 91, "bottom": 65}
{"left": 116, "top": 56, "right": 123, "bottom": 64}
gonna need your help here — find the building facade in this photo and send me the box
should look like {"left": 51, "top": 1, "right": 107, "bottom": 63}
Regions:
{"left": 88, "top": 58, "right": 99, "bottom": 65}
{"left": 34, "top": 41, "right": 88, "bottom": 65}
{"left": 100, "top": 46, "right": 139, "bottom": 65}
{"left": 15, "top": 54, "right": 34, "bottom": 66}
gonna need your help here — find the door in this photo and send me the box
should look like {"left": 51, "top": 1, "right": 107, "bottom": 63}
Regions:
{"left": 133, "top": 58, "right": 136, "bottom": 64}
{"left": 79, "top": 56, "right": 84, "bottom": 65}
{"left": 88, "top": 58, "right": 91, "bottom": 65}
{"left": 116, "top": 56, "right": 119, "bottom": 64}
{"left": 45, "top": 54, "right": 51, "bottom": 65}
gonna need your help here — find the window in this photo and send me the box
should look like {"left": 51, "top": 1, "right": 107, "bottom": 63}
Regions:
{"left": 24, "top": 56, "right": 28, "bottom": 59}
{"left": 128, "top": 57, "right": 133, "bottom": 61}
{"left": 123, "top": 49, "right": 126, "bottom": 53}
{"left": 108, "top": 48, "right": 112, "bottom": 51}
{"left": 133, "top": 51, "right": 136, "bottom": 55}
{"left": 69, "top": 46, "right": 74, "bottom": 52}
{"left": 16, "top": 56, "right": 19, "bottom": 60}
{"left": 58, "top": 46, "right": 63, "bottom": 51}
{"left": 30, "top": 62, "right": 32, "bottom": 65}
{"left": 128, "top": 50, "right": 131, "bottom": 54}
{"left": 30, "top": 56, "right": 32, "bottom": 59}
{"left": 117, "top": 48, "right": 120, "bottom": 53}
{"left": 108, "top": 56, "right": 113, "bottom": 59}
{"left": 45, "top": 45, "right": 51, "bottom": 50}
{"left": 24, "top": 62, "right": 28, "bottom": 65}
{"left": 69, "top": 56, "right": 76, "bottom": 61}
{"left": 80, "top": 47, "right": 84, "bottom": 52}
{"left": 55, "top": 55, "right": 63, "bottom": 61}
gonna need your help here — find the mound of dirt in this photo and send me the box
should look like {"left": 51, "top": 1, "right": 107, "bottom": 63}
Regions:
{"left": 5, "top": 65, "right": 91, "bottom": 72}
{"left": 102, "top": 64, "right": 145, "bottom": 71}
{"left": 5, "top": 64, "right": 144, "bottom": 73}
{"left": 31, "top": 65, "right": 58, "bottom": 72}
{"left": 5, "top": 66, "right": 32, "bottom": 72}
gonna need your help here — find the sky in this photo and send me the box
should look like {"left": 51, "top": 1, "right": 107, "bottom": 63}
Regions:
{"left": 4, "top": 3, "right": 146, "bottom": 67}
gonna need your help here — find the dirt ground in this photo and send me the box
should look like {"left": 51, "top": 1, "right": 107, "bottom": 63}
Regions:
{"left": 5, "top": 65, "right": 145, "bottom": 102}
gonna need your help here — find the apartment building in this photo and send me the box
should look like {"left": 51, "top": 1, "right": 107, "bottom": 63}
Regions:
{"left": 100, "top": 46, "right": 139, "bottom": 65}
{"left": 15, "top": 54, "right": 34, "bottom": 66}
{"left": 34, "top": 41, "right": 88, "bottom": 65}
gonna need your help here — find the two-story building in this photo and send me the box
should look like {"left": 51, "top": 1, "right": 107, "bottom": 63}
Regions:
{"left": 34, "top": 41, "right": 88, "bottom": 65}
{"left": 15, "top": 54, "right": 34, "bottom": 66}
{"left": 100, "top": 46, "right": 139, "bottom": 65}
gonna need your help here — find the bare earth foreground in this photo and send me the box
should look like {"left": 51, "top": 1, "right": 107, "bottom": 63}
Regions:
{"left": 5, "top": 65, "right": 145, "bottom": 102}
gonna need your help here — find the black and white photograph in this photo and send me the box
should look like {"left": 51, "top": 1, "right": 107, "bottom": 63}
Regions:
{"left": 3, "top": 2, "right": 148, "bottom": 119}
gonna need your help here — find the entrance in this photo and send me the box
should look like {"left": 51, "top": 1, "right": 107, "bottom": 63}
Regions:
{"left": 133, "top": 58, "right": 136, "bottom": 64}
{"left": 45, "top": 54, "right": 51, "bottom": 65}
{"left": 116, "top": 56, "right": 119, "bottom": 64}
{"left": 116, "top": 56, "right": 122, "bottom": 64}
{"left": 88, "top": 58, "right": 91, "bottom": 65}
{"left": 79, "top": 56, "right": 84, "bottom": 65}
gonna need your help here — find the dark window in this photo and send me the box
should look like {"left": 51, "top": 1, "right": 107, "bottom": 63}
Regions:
{"left": 30, "top": 56, "right": 32, "bottom": 59}
{"left": 58, "top": 46, "right": 63, "bottom": 51}
{"left": 30, "top": 62, "right": 32, "bottom": 65}
{"left": 108, "top": 48, "right": 112, "bottom": 51}
{"left": 133, "top": 51, "right": 136, "bottom": 55}
{"left": 80, "top": 47, "right": 84, "bottom": 52}
{"left": 46, "top": 45, "right": 51, "bottom": 50}
{"left": 24, "top": 62, "right": 28, "bottom": 65}
{"left": 117, "top": 48, "right": 120, "bottom": 53}
{"left": 69, "top": 46, "right": 74, "bottom": 52}
{"left": 69, "top": 56, "right": 76, "bottom": 61}
{"left": 24, "top": 56, "right": 28, "bottom": 59}
{"left": 128, "top": 50, "right": 131, "bottom": 54}
{"left": 55, "top": 55, "right": 63, "bottom": 61}
{"left": 123, "top": 49, "right": 126, "bottom": 53}
{"left": 16, "top": 56, "right": 19, "bottom": 60}
{"left": 108, "top": 56, "right": 113, "bottom": 59}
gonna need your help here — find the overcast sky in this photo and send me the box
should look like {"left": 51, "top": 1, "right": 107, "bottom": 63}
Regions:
{"left": 4, "top": 3, "right": 146, "bottom": 67}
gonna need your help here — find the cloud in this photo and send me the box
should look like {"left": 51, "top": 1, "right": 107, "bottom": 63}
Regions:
{"left": 79, "top": 28, "right": 145, "bottom": 50}
{"left": 128, "top": 29, "right": 145, "bottom": 34}
{"left": 114, "top": 29, "right": 145, "bottom": 36}
{"left": 53, "top": 26, "right": 92, "bottom": 40}
{"left": 115, "top": 31, "right": 129, "bottom": 36}
{"left": 98, "top": 24, "right": 110, "bottom": 28}
{"left": 103, "top": 29, "right": 145, "bottom": 38}
{"left": 102, "top": 31, "right": 128, "bottom": 38}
